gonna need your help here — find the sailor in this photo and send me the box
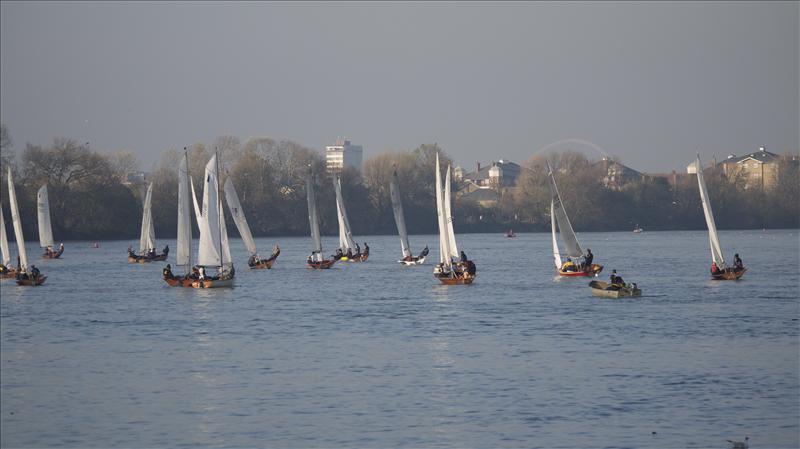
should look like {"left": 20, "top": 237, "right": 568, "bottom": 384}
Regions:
{"left": 460, "top": 250, "right": 468, "bottom": 263}
{"left": 335, "top": 248, "right": 343, "bottom": 259}
{"left": 733, "top": 253, "right": 743, "bottom": 270}
{"left": 163, "top": 245, "right": 169, "bottom": 256}
{"left": 363, "top": 242, "right": 369, "bottom": 255}
{"left": 466, "top": 259, "right": 477, "bottom": 276}
{"left": 163, "top": 264, "right": 174, "bottom": 279}
{"left": 610, "top": 269, "right": 624, "bottom": 286}
{"left": 346, "top": 248, "right": 353, "bottom": 259}
{"left": 30, "top": 265, "right": 40, "bottom": 278}
{"left": 584, "top": 248, "right": 594, "bottom": 268}
{"left": 420, "top": 246, "right": 429, "bottom": 258}
{"left": 198, "top": 266, "right": 206, "bottom": 280}
{"left": 271, "top": 244, "right": 280, "bottom": 259}
{"left": 355, "top": 243, "right": 361, "bottom": 256}
{"left": 562, "top": 258, "right": 576, "bottom": 272}
{"left": 711, "top": 261, "right": 720, "bottom": 275}
{"left": 248, "top": 254, "right": 258, "bottom": 267}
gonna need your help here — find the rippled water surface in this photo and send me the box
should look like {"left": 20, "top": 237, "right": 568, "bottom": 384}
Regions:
{"left": 1, "top": 230, "right": 798, "bottom": 448}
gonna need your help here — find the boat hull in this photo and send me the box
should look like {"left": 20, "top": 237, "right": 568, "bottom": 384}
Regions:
{"left": 249, "top": 256, "right": 277, "bottom": 270}
{"left": 712, "top": 267, "right": 746, "bottom": 280}
{"left": 1, "top": 269, "right": 18, "bottom": 280}
{"left": 558, "top": 263, "right": 603, "bottom": 277}
{"left": 16, "top": 275, "right": 47, "bottom": 286}
{"left": 589, "top": 280, "right": 641, "bottom": 298}
{"left": 191, "top": 278, "right": 235, "bottom": 289}
{"left": 42, "top": 247, "right": 64, "bottom": 259}
{"left": 128, "top": 253, "right": 168, "bottom": 264}
{"left": 399, "top": 256, "right": 426, "bottom": 265}
{"left": 308, "top": 259, "right": 336, "bottom": 269}
{"left": 164, "top": 276, "right": 195, "bottom": 287}
{"left": 435, "top": 272, "right": 475, "bottom": 285}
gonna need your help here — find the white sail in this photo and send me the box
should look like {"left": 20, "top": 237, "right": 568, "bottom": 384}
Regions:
{"left": 551, "top": 200, "right": 562, "bottom": 269}
{"left": 224, "top": 179, "right": 258, "bottom": 257}
{"left": 546, "top": 163, "right": 583, "bottom": 258}
{"left": 7, "top": 167, "right": 28, "bottom": 270}
{"left": 138, "top": 182, "right": 156, "bottom": 254}
{"left": 37, "top": 185, "right": 54, "bottom": 248}
{"left": 695, "top": 155, "right": 726, "bottom": 266}
{"left": 0, "top": 205, "right": 10, "bottom": 266}
{"left": 219, "top": 196, "right": 232, "bottom": 266}
{"left": 334, "top": 175, "right": 356, "bottom": 251}
{"left": 190, "top": 176, "right": 203, "bottom": 230}
{"left": 176, "top": 153, "right": 192, "bottom": 268}
{"left": 389, "top": 170, "right": 412, "bottom": 258}
{"left": 197, "top": 155, "right": 223, "bottom": 266}
{"left": 435, "top": 154, "right": 452, "bottom": 270}
{"left": 444, "top": 165, "right": 459, "bottom": 259}
{"left": 306, "top": 167, "right": 323, "bottom": 261}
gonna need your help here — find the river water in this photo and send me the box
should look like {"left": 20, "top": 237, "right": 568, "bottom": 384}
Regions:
{"left": 1, "top": 230, "right": 798, "bottom": 448}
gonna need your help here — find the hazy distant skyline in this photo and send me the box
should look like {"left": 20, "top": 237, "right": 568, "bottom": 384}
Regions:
{"left": 1, "top": 1, "right": 797, "bottom": 173}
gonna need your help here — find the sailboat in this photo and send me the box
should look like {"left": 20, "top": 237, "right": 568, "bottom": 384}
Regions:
{"left": 333, "top": 174, "right": 368, "bottom": 262}
{"left": 0, "top": 204, "right": 18, "bottom": 279}
{"left": 164, "top": 150, "right": 196, "bottom": 287}
{"left": 547, "top": 162, "right": 603, "bottom": 277}
{"left": 37, "top": 185, "right": 64, "bottom": 258}
{"left": 7, "top": 167, "right": 46, "bottom": 285}
{"left": 433, "top": 153, "right": 475, "bottom": 284}
{"left": 390, "top": 169, "right": 427, "bottom": 265}
{"left": 306, "top": 165, "right": 335, "bottom": 269}
{"left": 695, "top": 155, "right": 746, "bottom": 280}
{"left": 127, "top": 182, "right": 167, "bottom": 263}
{"left": 224, "top": 179, "right": 280, "bottom": 269}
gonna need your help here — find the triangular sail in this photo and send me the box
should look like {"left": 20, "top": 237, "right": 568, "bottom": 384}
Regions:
{"left": 0, "top": 205, "right": 10, "bottom": 266}
{"left": 306, "top": 167, "right": 323, "bottom": 261}
{"left": 695, "top": 155, "right": 725, "bottom": 266}
{"left": 7, "top": 168, "right": 28, "bottom": 270}
{"left": 444, "top": 165, "right": 459, "bottom": 259}
{"left": 334, "top": 175, "right": 356, "bottom": 252}
{"left": 197, "top": 155, "right": 223, "bottom": 266}
{"left": 37, "top": 185, "right": 54, "bottom": 248}
{"left": 546, "top": 163, "right": 583, "bottom": 258}
{"left": 176, "top": 153, "right": 192, "bottom": 268}
{"left": 551, "top": 200, "right": 562, "bottom": 269}
{"left": 224, "top": 179, "right": 258, "bottom": 257}
{"left": 138, "top": 182, "right": 156, "bottom": 254}
{"left": 435, "top": 154, "right": 452, "bottom": 270}
{"left": 389, "top": 170, "right": 411, "bottom": 258}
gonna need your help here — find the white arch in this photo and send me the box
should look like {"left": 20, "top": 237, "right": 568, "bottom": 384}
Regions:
{"left": 533, "top": 138, "right": 610, "bottom": 159}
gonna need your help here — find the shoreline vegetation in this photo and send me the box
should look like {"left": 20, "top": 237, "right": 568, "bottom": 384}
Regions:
{"left": 1, "top": 128, "right": 798, "bottom": 241}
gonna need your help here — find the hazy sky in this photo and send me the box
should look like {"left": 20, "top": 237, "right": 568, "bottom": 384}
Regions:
{"left": 1, "top": 1, "right": 797, "bottom": 173}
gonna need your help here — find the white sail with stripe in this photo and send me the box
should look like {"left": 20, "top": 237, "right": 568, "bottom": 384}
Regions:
{"left": 444, "top": 164, "right": 459, "bottom": 259}
{"left": 37, "top": 185, "right": 54, "bottom": 248}
{"left": 138, "top": 182, "right": 156, "bottom": 254}
{"left": 224, "top": 179, "right": 258, "bottom": 257}
{"left": 551, "top": 200, "right": 562, "bottom": 270}
{"left": 546, "top": 162, "right": 583, "bottom": 260}
{"left": 695, "top": 155, "right": 726, "bottom": 266}
{"left": 435, "top": 154, "right": 452, "bottom": 271}
{"left": 334, "top": 175, "right": 356, "bottom": 252}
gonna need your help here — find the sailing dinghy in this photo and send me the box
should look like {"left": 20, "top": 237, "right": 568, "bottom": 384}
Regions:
{"left": 306, "top": 165, "right": 336, "bottom": 269}
{"left": 128, "top": 182, "right": 167, "bottom": 263}
{"left": 695, "top": 155, "right": 746, "bottom": 280}
{"left": 164, "top": 150, "right": 197, "bottom": 287}
{"left": 37, "top": 185, "right": 63, "bottom": 258}
{"left": 224, "top": 179, "right": 280, "bottom": 269}
{"left": 333, "top": 174, "right": 368, "bottom": 262}
{"left": 7, "top": 168, "right": 46, "bottom": 285}
{"left": 390, "top": 169, "right": 427, "bottom": 265}
{"left": 547, "top": 162, "right": 603, "bottom": 277}
{"left": 433, "top": 154, "right": 475, "bottom": 284}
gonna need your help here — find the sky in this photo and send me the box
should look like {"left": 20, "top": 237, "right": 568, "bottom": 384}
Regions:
{"left": 1, "top": 1, "right": 797, "bottom": 173}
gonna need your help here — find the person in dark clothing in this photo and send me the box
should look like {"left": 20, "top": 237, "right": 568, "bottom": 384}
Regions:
{"left": 460, "top": 250, "right": 468, "bottom": 263}
{"left": 355, "top": 243, "right": 361, "bottom": 256}
{"left": 610, "top": 269, "right": 624, "bottom": 286}
{"left": 335, "top": 248, "right": 343, "bottom": 260}
{"left": 163, "top": 264, "right": 174, "bottom": 279}
{"left": 420, "top": 246, "right": 429, "bottom": 258}
{"left": 30, "top": 265, "right": 40, "bottom": 278}
{"left": 466, "top": 260, "right": 476, "bottom": 276}
{"left": 733, "top": 253, "right": 743, "bottom": 269}
{"left": 584, "top": 248, "right": 594, "bottom": 268}
{"left": 363, "top": 242, "right": 369, "bottom": 255}
{"left": 271, "top": 244, "right": 280, "bottom": 259}
{"left": 163, "top": 245, "right": 169, "bottom": 256}
{"left": 346, "top": 248, "right": 353, "bottom": 259}
{"left": 248, "top": 255, "right": 258, "bottom": 267}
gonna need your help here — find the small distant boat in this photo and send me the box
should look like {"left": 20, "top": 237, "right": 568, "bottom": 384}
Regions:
{"left": 224, "top": 178, "right": 280, "bottom": 269}
{"left": 547, "top": 163, "right": 603, "bottom": 277}
{"left": 37, "top": 185, "right": 64, "bottom": 258}
{"left": 589, "top": 280, "right": 641, "bottom": 298}
{"left": 390, "top": 169, "right": 427, "bottom": 265}
{"left": 433, "top": 153, "right": 476, "bottom": 285}
{"left": 306, "top": 165, "right": 336, "bottom": 269}
{"left": 7, "top": 167, "right": 46, "bottom": 286}
{"left": 333, "top": 174, "right": 368, "bottom": 262}
{"left": 632, "top": 224, "right": 643, "bottom": 233}
{"left": 506, "top": 229, "right": 517, "bottom": 238}
{"left": 0, "top": 205, "right": 18, "bottom": 279}
{"left": 128, "top": 182, "right": 167, "bottom": 263}
{"left": 695, "top": 155, "right": 746, "bottom": 280}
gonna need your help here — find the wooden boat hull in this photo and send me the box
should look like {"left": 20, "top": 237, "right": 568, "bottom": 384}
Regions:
{"left": 399, "top": 256, "right": 426, "bottom": 265}
{"left": 42, "top": 247, "right": 64, "bottom": 259}
{"left": 435, "top": 273, "right": 475, "bottom": 285}
{"left": 164, "top": 276, "right": 195, "bottom": 287}
{"left": 1, "top": 270, "right": 19, "bottom": 280}
{"left": 191, "top": 278, "right": 234, "bottom": 289}
{"left": 16, "top": 275, "right": 47, "bottom": 286}
{"left": 712, "top": 267, "right": 746, "bottom": 280}
{"left": 346, "top": 253, "right": 369, "bottom": 262}
{"left": 558, "top": 263, "right": 603, "bottom": 277}
{"left": 249, "top": 256, "right": 277, "bottom": 270}
{"left": 589, "top": 280, "right": 641, "bottom": 298}
{"left": 308, "top": 259, "right": 336, "bottom": 269}
{"left": 128, "top": 253, "right": 168, "bottom": 264}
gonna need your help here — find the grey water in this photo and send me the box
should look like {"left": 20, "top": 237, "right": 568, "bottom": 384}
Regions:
{"left": 1, "top": 230, "right": 798, "bottom": 449}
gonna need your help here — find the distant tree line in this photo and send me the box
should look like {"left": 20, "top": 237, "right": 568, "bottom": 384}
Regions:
{"left": 1, "top": 125, "right": 797, "bottom": 242}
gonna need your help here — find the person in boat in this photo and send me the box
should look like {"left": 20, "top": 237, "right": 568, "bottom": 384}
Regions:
{"left": 711, "top": 261, "right": 721, "bottom": 275}
{"left": 363, "top": 242, "right": 369, "bottom": 256}
{"left": 163, "top": 264, "right": 174, "bottom": 279}
{"left": 128, "top": 245, "right": 135, "bottom": 257}
{"left": 248, "top": 254, "right": 258, "bottom": 267}
{"left": 355, "top": 243, "right": 361, "bottom": 257}
{"left": 584, "top": 249, "right": 594, "bottom": 269}
{"left": 460, "top": 250, "right": 468, "bottom": 264}
{"left": 609, "top": 269, "right": 624, "bottom": 288}
{"left": 346, "top": 248, "right": 354, "bottom": 259}
{"left": 733, "top": 253, "right": 743, "bottom": 270}
{"left": 420, "top": 246, "right": 429, "bottom": 258}
{"left": 561, "top": 258, "right": 577, "bottom": 272}
{"left": 163, "top": 245, "right": 169, "bottom": 257}
{"left": 30, "top": 264, "right": 40, "bottom": 279}
{"left": 334, "top": 248, "right": 343, "bottom": 260}
{"left": 466, "top": 259, "right": 476, "bottom": 277}
{"left": 0, "top": 263, "right": 7, "bottom": 274}
{"left": 198, "top": 266, "right": 206, "bottom": 280}
{"left": 271, "top": 244, "right": 280, "bottom": 259}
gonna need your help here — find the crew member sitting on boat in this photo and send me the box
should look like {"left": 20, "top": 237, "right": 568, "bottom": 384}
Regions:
{"left": 128, "top": 245, "right": 136, "bottom": 258}
{"left": 609, "top": 269, "right": 624, "bottom": 288}
{"left": 363, "top": 242, "right": 369, "bottom": 256}
{"left": 355, "top": 243, "right": 361, "bottom": 257}
{"left": 271, "top": 244, "right": 280, "bottom": 259}
{"left": 163, "top": 264, "right": 174, "bottom": 279}
{"left": 163, "top": 245, "right": 169, "bottom": 257}
{"left": 584, "top": 248, "right": 594, "bottom": 269}
{"left": 711, "top": 261, "right": 721, "bottom": 275}
{"left": 420, "top": 246, "right": 429, "bottom": 258}
{"left": 733, "top": 253, "right": 743, "bottom": 270}
{"left": 561, "top": 258, "right": 577, "bottom": 272}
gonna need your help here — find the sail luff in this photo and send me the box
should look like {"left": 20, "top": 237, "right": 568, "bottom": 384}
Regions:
{"left": 334, "top": 176, "right": 356, "bottom": 251}
{"left": 551, "top": 200, "right": 562, "bottom": 269}
{"left": 37, "top": 185, "right": 54, "bottom": 248}
{"left": 444, "top": 165, "right": 459, "bottom": 259}
{"left": 224, "top": 179, "right": 258, "bottom": 256}
{"left": 7, "top": 168, "right": 28, "bottom": 270}
{"left": 197, "top": 156, "right": 222, "bottom": 266}
{"left": 695, "top": 155, "right": 726, "bottom": 266}
{"left": 138, "top": 183, "right": 156, "bottom": 253}
{"left": 389, "top": 170, "right": 412, "bottom": 258}
{"left": 435, "top": 154, "right": 451, "bottom": 270}
{"left": 546, "top": 163, "right": 583, "bottom": 258}
{"left": 306, "top": 167, "right": 323, "bottom": 261}
{"left": 0, "top": 205, "right": 10, "bottom": 266}
{"left": 176, "top": 153, "right": 192, "bottom": 268}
